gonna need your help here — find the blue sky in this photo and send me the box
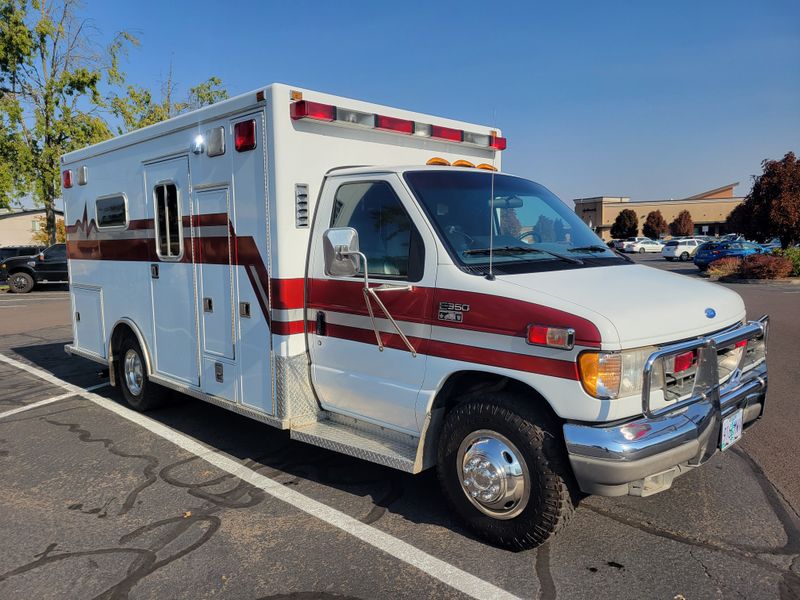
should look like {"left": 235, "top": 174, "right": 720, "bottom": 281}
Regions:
{"left": 84, "top": 0, "right": 799, "bottom": 203}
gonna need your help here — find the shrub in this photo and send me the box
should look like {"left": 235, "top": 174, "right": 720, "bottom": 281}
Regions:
{"left": 773, "top": 247, "right": 800, "bottom": 277}
{"left": 739, "top": 254, "right": 793, "bottom": 279}
{"left": 706, "top": 257, "right": 741, "bottom": 279}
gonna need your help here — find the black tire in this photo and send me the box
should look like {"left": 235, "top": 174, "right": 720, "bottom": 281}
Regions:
{"left": 680, "top": 251, "right": 690, "bottom": 261}
{"left": 8, "top": 272, "right": 34, "bottom": 294}
{"left": 638, "top": 247, "right": 645, "bottom": 254}
{"left": 116, "top": 335, "right": 168, "bottom": 411}
{"left": 437, "top": 392, "right": 577, "bottom": 550}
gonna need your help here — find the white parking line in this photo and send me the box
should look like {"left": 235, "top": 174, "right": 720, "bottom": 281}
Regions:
{"left": 0, "top": 352, "right": 520, "bottom": 600}
{"left": 0, "top": 392, "right": 77, "bottom": 419}
{"left": 0, "top": 304, "right": 28, "bottom": 308}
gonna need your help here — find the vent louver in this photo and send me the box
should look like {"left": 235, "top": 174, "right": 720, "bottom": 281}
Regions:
{"left": 295, "top": 183, "right": 309, "bottom": 228}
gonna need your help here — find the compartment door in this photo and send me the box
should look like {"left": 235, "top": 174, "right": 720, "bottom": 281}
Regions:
{"left": 72, "top": 286, "right": 105, "bottom": 358}
{"left": 194, "top": 187, "right": 235, "bottom": 360}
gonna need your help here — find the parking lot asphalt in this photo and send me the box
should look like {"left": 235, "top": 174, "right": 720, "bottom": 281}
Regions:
{"left": 1, "top": 264, "right": 799, "bottom": 600}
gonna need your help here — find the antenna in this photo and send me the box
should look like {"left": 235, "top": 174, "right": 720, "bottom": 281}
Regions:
{"left": 486, "top": 111, "right": 498, "bottom": 281}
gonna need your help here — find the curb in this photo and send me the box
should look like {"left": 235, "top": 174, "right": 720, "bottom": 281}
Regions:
{"left": 714, "top": 276, "right": 800, "bottom": 285}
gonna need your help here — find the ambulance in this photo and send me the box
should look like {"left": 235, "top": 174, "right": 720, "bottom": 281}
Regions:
{"left": 62, "top": 84, "right": 769, "bottom": 548}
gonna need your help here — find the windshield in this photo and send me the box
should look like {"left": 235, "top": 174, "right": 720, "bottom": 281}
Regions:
{"left": 403, "top": 170, "right": 623, "bottom": 273}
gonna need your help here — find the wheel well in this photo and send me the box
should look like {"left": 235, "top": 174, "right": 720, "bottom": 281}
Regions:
{"left": 109, "top": 321, "right": 150, "bottom": 386}
{"left": 432, "top": 370, "right": 557, "bottom": 418}
{"left": 7, "top": 266, "right": 34, "bottom": 276}
{"left": 419, "top": 370, "right": 561, "bottom": 471}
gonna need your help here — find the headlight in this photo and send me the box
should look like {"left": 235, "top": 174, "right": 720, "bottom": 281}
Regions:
{"left": 578, "top": 346, "right": 661, "bottom": 399}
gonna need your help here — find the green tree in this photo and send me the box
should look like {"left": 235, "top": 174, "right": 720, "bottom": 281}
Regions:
{"left": 643, "top": 210, "right": 668, "bottom": 239}
{"left": 610, "top": 208, "right": 638, "bottom": 238}
{"left": 0, "top": 0, "right": 134, "bottom": 242}
{"left": 727, "top": 152, "right": 800, "bottom": 248}
{"left": 669, "top": 210, "right": 694, "bottom": 237}
{"left": 111, "top": 69, "right": 228, "bottom": 134}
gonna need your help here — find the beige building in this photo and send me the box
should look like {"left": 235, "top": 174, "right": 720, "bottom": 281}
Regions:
{"left": 0, "top": 208, "right": 63, "bottom": 246}
{"left": 573, "top": 183, "right": 744, "bottom": 241}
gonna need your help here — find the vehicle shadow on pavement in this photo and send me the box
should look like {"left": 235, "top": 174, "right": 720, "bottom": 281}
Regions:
{"left": 8, "top": 341, "right": 490, "bottom": 548}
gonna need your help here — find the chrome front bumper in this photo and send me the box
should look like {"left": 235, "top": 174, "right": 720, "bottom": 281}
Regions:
{"left": 563, "top": 317, "right": 768, "bottom": 497}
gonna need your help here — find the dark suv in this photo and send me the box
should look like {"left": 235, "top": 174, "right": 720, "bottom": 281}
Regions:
{"left": 0, "top": 243, "right": 68, "bottom": 293}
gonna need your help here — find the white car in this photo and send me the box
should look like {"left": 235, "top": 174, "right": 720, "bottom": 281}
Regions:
{"left": 662, "top": 238, "right": 704, "bottom": 261}
{"left": 624, "top": 239, "right": 664, "bottom": 253}
{"left": 614, "top": 236, "right": 649, "bottom": 250}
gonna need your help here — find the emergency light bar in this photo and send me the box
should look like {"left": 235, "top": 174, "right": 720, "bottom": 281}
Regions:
{"left": 290, "top": 100, "right": 506, "bottom": 151}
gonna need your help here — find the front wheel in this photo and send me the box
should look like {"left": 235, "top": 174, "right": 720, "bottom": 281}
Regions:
{"left": 437, "top": 393, "right": 577, "bottom": 549}
{"left": 116, "top": 335, "right": 168, "bottom": 411}
{"left": 8, "top": 272, "right": 34, "bottom": 293}
{"left": 638, "top": 247, "right": 645, "bottom": 254}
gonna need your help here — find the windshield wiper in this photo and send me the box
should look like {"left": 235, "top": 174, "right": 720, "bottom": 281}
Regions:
{"left": 463, "top": 246, "right": 583, "bottom": 264}
{"left": 567, "top": 245, "right": 611, "bottom": 253}
{"left": 463, "top": 246, "right": 541, "bottom": 256}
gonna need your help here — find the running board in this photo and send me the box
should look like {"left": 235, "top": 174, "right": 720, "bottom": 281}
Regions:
{"left": 290, "top": 415, "right": 420, "bottom": 473}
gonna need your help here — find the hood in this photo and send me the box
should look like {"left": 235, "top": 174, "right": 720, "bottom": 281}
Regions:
{"left": 500, "top": 264, "right": 745, "bottom": 349}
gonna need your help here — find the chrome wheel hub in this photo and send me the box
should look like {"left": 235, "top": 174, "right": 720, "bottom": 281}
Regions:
{"left": 457, "top": 430, "right": 530, "bottom": 519}
{"left": 123, "top": 349, "right": 144, "bottom": 396}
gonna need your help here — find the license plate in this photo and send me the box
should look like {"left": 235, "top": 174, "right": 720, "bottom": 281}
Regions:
{"left": 720, "top": 408, "right": 744, "bottom": 451}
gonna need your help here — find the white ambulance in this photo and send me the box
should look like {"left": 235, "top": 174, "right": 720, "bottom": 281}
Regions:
{"left": 62, "top": 84, "right": 768, "bottom": 548}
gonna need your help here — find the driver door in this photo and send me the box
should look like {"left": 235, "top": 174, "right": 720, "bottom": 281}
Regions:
{"left": 307, "top": 175, "right": 437, "bottom": 435}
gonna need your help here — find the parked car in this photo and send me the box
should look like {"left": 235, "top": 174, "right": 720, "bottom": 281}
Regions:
{"left": 761, "top": 237, "right": 781, "bottom": 252}
{"left": 0, "top": 243, "right": 68, "bottom": 293}
{"left": 693, "top": 241, "right": 764, "bottom": 270}
{"left": 662, "top": 238, "right": 704, "bottom": 261}
{"left": 0, "top": 245, "right": 44, "bottom": 261}
{"left": 624, "top": 239, "right": 664, "bottom": 253}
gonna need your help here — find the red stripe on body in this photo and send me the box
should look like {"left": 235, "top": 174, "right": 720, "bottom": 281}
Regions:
{"left": 312, "top": 321, "right": 579, "bottom": 380}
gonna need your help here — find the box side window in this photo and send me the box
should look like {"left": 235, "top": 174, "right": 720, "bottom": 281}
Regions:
{"left": 95, "top": 195, "right": 128, "bottom": 228}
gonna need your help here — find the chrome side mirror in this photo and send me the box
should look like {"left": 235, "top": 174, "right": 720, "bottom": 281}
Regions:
{"left": 323, "top": 227, "right": 361, "bottom": 277}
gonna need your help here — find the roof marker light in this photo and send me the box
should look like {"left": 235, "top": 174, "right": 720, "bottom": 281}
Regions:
{"left": 234, "top": 119, "right": 257, "bottom": 152}
{"left": 426, "top": 157, "right": 450, "bottom": 166}
{"left": 452, "top": 160, "right": 475, "bottom": 168}
{"left": 290, "top": 100, "right": 335, "bottom": 121}
{"left": 476, "top": 163, "right": 497, "bottom": 171}
{"left": 489, "top": 134, "right": 507, "bottom": 150}
{"left": 431, "top": 125, "right": 463, "bottom": 142}
{"left": 336, "top": 107, "right": 373, "bottom": 127}
{"left": 62, "top": 170, "right": 73, "bottom": 189}
{"left": 375, "top": 114, "right": 414, "bottom": 135}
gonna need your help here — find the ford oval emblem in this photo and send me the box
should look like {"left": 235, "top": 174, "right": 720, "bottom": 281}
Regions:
{"left": 705, "top": 308, "right": 716, "bottom": 319}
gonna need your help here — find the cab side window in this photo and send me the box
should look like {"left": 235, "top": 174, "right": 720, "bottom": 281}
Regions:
{"left": 331, "top": 181, "right": 423, "bottom": 281}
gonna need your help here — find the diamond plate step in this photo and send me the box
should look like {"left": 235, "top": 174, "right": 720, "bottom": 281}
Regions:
{"left": 290, "top": 416, "right": 419, "bottom": 473}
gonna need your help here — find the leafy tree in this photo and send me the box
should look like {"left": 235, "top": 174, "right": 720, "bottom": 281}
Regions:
{"left": 643, "top": 210, "right": 668, "bottom": 239}
{"left": 0, "top": 0, "right": 134, "bottom": 242}
{"left": 726, "top": 152, "right": 800, "bottom": 248}
{"left": 499, "top": 207, "right": 522, "bottom": 237}
{"left": 111, "top": 69, "right": 228, "bottom": 133}
{"left": 610, "top": 208, "right": 638, "bottom": 238}
{"left": 32, "top": 213, "right": 64, "bottom": 244}
{"left": 669, "top": 210, "right": 694, "bottom": 237}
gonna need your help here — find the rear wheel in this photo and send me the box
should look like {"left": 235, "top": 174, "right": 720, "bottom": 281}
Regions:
{"left": 437, "top": 392, "right": 577, "bottom": 549}
{"left": 638, "top": 247, "right": 645, "bottom": 254}
{"left": 8, "top": 272, "right": 34, "bottom": 294}
{"left": 116, "top": 335, "right": 168, "bottom": 411}
{"left": 680, "top": 251, "right": 690, "bottom": 261}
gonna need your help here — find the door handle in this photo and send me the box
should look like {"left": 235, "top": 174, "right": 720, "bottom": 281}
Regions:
{"left": 316, "top": 311, "right": 326, "bottom": 336}
{"left": 203, "top": 297, "right": 213, "bottom": 313}
{"left": 150, "top": 264, "right": 159, "bottom": 279}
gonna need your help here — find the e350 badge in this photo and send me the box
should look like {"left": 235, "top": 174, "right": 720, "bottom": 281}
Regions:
{"left": 438, "top": 301, "right": 470, "bottom": 323}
